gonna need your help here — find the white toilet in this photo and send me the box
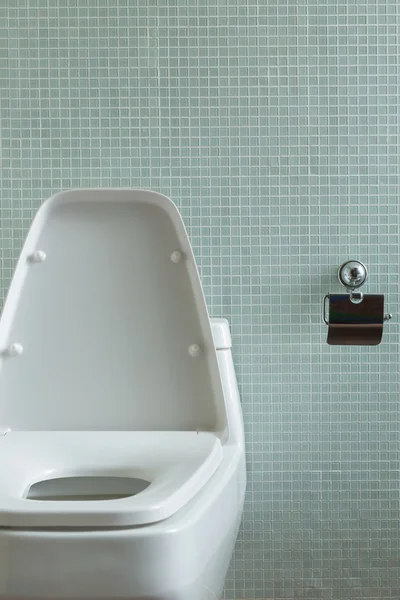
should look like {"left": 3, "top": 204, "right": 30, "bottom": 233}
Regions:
{"left": 0, "top": 189, "right": 246, "bottom": 600}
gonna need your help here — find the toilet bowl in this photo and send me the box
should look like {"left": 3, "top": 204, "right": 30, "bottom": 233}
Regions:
{"left": 0, "top": 189, "right": 246, "bottom": 600}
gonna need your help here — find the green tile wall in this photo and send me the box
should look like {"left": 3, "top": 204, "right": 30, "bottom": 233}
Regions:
{"left": 1, "top": 0, "right": 400, "bottom": 598}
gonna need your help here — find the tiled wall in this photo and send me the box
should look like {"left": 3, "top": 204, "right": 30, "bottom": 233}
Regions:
{"left": 1, "top": 1, "right": 400, "bottom": 598}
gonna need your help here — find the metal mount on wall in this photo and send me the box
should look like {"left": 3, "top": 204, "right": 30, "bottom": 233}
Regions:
{"left": 323, "top": 260, "right": 392, "bottom": 346}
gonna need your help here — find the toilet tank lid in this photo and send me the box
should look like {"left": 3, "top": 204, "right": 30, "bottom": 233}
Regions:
{"left": 210, "top": 319, "right": 232, "bottom": 350}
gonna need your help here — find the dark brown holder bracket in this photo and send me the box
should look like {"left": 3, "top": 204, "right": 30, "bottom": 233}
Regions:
{"left": 323, "top": 261, "right": 392, "bottom": 346}
{"left": 324, "top": 294, "right": 387, "bottom": 346}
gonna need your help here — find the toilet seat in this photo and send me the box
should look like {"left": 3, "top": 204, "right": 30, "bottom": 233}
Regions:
{"left": 0, "top": 431, "right": 222, "bottom": 528}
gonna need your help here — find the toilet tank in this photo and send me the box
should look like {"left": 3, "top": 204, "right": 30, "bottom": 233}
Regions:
{"left": 211, "top": 318, "right": 244, "bottom": 447}
{"left": 0, "top": 190, "right": 229, "bottom": 435}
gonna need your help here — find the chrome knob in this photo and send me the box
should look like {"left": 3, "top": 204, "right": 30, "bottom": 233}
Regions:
{"left": 338, "top": 260, "right": 368, "bottom": 290}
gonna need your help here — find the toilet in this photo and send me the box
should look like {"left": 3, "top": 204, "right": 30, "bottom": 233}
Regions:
{"left": 0, "top": 189, "right": 246, "bottom": 600}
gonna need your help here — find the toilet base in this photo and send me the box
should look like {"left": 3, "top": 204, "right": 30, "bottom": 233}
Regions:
{"left": 0, "top": 521, "right": 239, "bottom": 600}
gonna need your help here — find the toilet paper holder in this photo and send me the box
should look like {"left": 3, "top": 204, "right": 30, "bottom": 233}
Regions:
{"left": 323, "top": 260, "right": 392, "bottom": 346}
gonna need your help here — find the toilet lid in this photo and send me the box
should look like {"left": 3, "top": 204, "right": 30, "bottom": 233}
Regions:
{"left": 0, "top": 190, "right": 225, "bottom": 433}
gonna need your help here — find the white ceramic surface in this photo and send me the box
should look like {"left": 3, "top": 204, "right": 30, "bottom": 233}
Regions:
{"left": 0, "top": 190, "right": 246, "bottom": 600}
{"left": 0, "top": 189, "right": 226, "bottom": 433}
